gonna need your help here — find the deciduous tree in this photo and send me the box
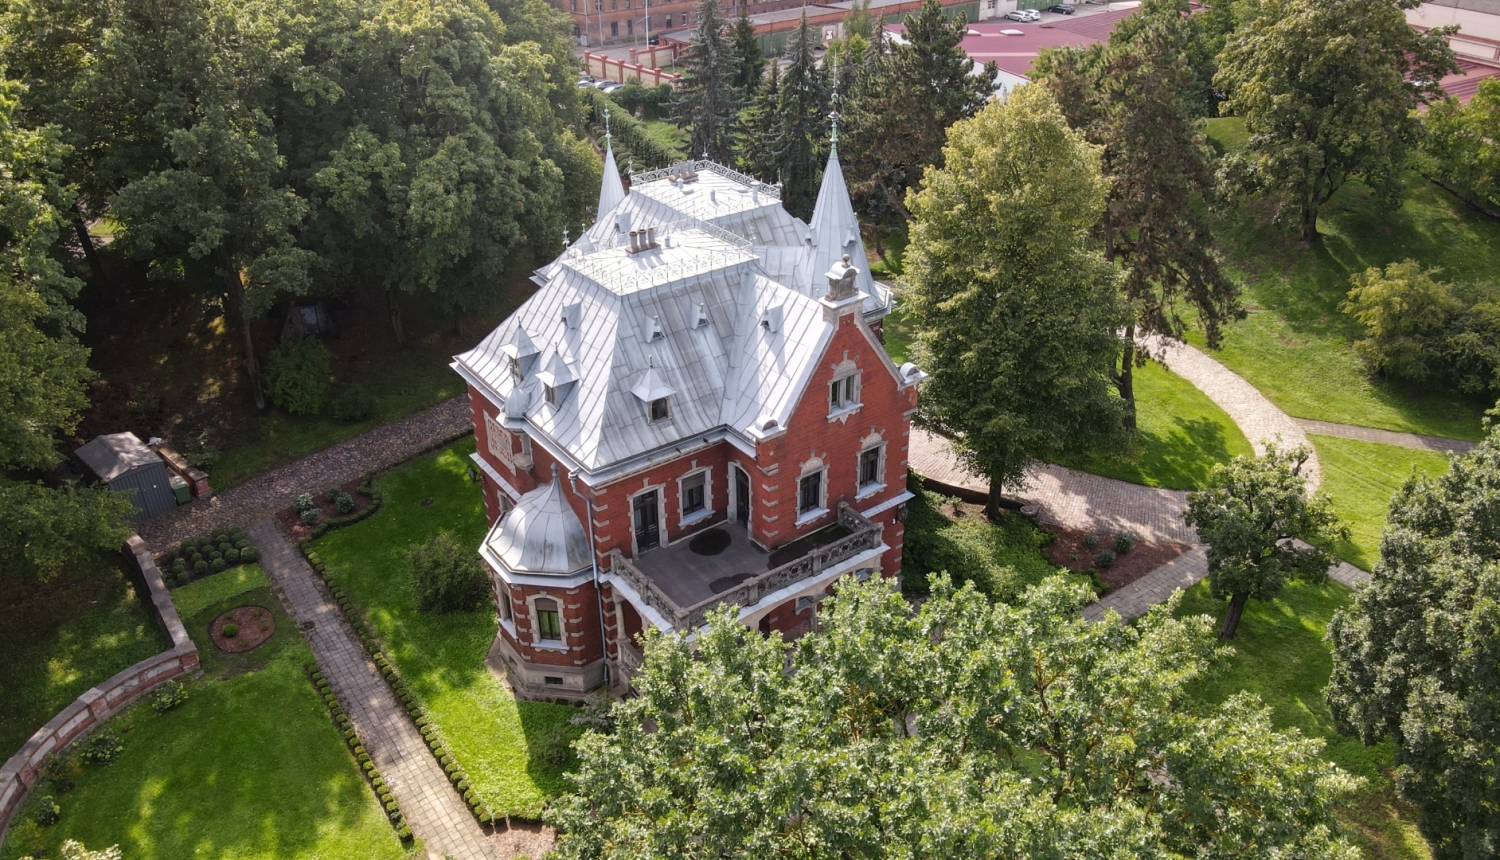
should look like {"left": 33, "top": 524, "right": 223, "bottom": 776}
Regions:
{"left": 548, "top": 575, "right": 1362, "bottom": 859}
{"left": 1327, "top": 414, "right": 1500, "bottom": 859}
{"left": 1421, "top": 78, "right": 1500, "bottom": 218}
{"left": 1215, "top": 0, "right": 1456, "bottom": 243}
{"left": 1184, "top": 444, "right": 1346, "bottom": 639}
{"left": 904, "top": 85, "right": 1127, "bottom": 515}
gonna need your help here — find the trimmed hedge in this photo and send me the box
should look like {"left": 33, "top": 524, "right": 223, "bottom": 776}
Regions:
{"left": 303, "top": 664, "right": 414, "bottom": 843}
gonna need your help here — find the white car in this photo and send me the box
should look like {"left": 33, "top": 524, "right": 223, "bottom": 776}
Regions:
{"left": 1004, "top": 8, "right": 1040, "bottom": 21}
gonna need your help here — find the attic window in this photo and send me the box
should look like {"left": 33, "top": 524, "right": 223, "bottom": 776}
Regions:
{"left": 543, "top": 384, "right": 558, "bottom": 407}
{"left": 649, "top": 397, "right": 670, "bottom": 422}
{"left": 760, "top": 305, "right": 783, "bottom": 333}
{"left": 508, "top": 355, "right": 523, "bottom": 381}
{"left": 694, "top": 302, "right": 709, "bottom": 328}
{"left": 646, "top": 315, "right": 664, "bottom": 341}
{"left": 562, "top": 301, "right": 582, "bottom": 330}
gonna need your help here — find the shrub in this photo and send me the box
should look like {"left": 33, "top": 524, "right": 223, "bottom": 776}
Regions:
{"left": 241, "top": 547, "right": 260, "bottom": 562}
{"left": 1113, "top": 533, "right": 1134, "bottom": 554}
{"left": 301, "top": 507, "right": 324, "bottom": 526}
{"left": 78, "top": 730, "right": 123, "bottom": 766}
{"left": 171, "top": 558, "right": 187, "bottom": 573}
{"left": 193, "top": 559, "right": 209, "bottom": 574}
{"left": 209, "top": 550, "right": 223, "bottom": 561}
{"left": 40, "top": 753, "right": 76, "bottom": 795}
{"left": 265, "top": 337, "right": 333, "bottom": 415}
{"left": 407, "top": 531, "right": 489, "bottom": 614}
{"left": 294, "top": 492, "right": 315, "bottom": 514}
{"left": 532, "top": 723, "right": 577, "bottom": 768}
{"left": 210, "top": 558, "right": 227, "bottom": 572}
{"left": 1094, "top": 550, "right": 1116, "bottom": 569}
{"left": 224, "top": 547, "right": 240, "bottom": 564}
{"left": 332, "top": 384, "right": 378, "bottom": 423}
{"left": 334, "top": 491, "right": 356, "bottom": 514}
{"left": 222, "top": 623, "right": 239, "bottom": 638}
{"left": 1082, "top": 534, "right": 1099, "bottom": 549}
{"left": 33, "top": 795, "right": 60, "bottom": 826}
{"left": 153, "top": 680, "right": 189, "bottom": 712}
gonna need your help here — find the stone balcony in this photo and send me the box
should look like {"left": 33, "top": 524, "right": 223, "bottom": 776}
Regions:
{"left": 608, "top": 502, "right": 882, "bottom": 632}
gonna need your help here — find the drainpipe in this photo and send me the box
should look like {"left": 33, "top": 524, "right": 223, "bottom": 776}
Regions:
{"left": 572, "top": 469, "right": 611, "bottom": 691}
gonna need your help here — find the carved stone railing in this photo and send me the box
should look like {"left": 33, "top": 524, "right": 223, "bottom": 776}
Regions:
{"left": 609, "top": 503, "right": 881, "bottom": 632}
{"left": 617, "top": 640, "right": 645, "bottom": 679}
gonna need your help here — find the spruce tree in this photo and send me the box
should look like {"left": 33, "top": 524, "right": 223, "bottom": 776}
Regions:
{"left": 840, "top": 0, "right": 992, "bottom": 231}
{"left": 674, "top": 0, "right": 739, "bottom": 163}
{"left": 735, "top": 61, "right": 780, "bottom": 182}
{"left": 729, "top": 13, "right": 764, "bottom": 95}
{"left": 770, "top": 13, "right": 830, "bottom": 220}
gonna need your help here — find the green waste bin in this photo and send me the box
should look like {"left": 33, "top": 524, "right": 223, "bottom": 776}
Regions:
{"left": 169, "top": 474, "right": 190, "bottom": 505}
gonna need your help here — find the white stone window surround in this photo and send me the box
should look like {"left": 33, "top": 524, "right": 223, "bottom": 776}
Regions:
{"left": 627, "top": 481, "right": 669, "bottom": 556}
{"left": 677, "top": 466, "right": 714, "bottom": 527}
{"left": 855, "top": 431, "right": 887, "bottom": 501}
{"left": 497, "top": 581, "right": 518, "bottom": 640}
{"left": 526, "top": 593, "right": 570, "bottom": 652}
{"left": 827, "top": 358, "right": 863, "bottom": 422}
{"left": 795, "top": 455, "right": 829, "bottom": 527}
{"left": 485, "top": 412, "right": 516, "bottom": 473}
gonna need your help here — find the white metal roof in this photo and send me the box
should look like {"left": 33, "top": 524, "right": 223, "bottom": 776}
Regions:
{"left": 481, "top": 468, "right": 592, "bottom": 576}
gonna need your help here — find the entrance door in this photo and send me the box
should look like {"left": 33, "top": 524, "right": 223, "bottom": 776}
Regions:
{"left": 734, "top": 467, "right": 750, "bottom": 527}
{"left": 633, "top": 490, "right": 660, "bottom": 551}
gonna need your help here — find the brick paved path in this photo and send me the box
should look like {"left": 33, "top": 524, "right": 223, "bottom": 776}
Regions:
{"left": 1294, "top": 418, "right": 1477, "bottom": 454}
{"left": 248, "top": 518, "right": 495, "bottom": 860}
{"left": 141, "top": 397, "right": 471, "bottom": 550}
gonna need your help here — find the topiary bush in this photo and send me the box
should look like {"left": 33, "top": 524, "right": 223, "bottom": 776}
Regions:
{"left": 224, "top": 547, "right": 240, "bottom": 564}
{"left": 332, "top": 384, "right": 377, "bottom": 422}
{"left": 241, "top": 546, "right": 261, "bottom": 563}
{"left": 1094, "top": 549, "right": 1116, "bottom": 569}
{"left": 1114, "top": 532, "right": 1134, "bottom": 554}
{"left": 265, "top": 337, "right": 333, "bottom": 415}
{"left": 210, "top": 558, "right": 227, "bottom": 572}
{"left": 153, "top": 679, "right": 189, "bottom": 712}
{"left": 406, "top": 531, "right": 489, "bottom": 614}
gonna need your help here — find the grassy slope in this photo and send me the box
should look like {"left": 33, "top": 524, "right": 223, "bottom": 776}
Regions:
{"left": 1199, "top": 118, "right": 1494, "bottom": 441}
{"left": 1174, "top": 579, "right": 1430, "bottom": 860}
{"left": 1055, "top": 360, "right": 1255, "bottom": 490}
{"left": 1310, "top": 435, "right": 1452, "bottom": 570}
{"left": 313, "top": 440, "right": 578, "bottom": 818}
{"left": 1, "top": 585, "right": 404, "bottom": 860}
{"left": 0, "top": 554, "right": 168, "bottom": 760}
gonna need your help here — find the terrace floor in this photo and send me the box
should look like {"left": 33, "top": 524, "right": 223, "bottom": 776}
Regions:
{"left": 632, "top": 520, "right": 853, "bottom": 608}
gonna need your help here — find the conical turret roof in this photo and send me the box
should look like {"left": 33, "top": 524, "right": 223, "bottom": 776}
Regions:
{"left": 805, "top": 142, "right": 877, "bottom": 301}
{"left": 597, "top": 140, "right": 626, "bottom": 223}
{"left": 483, "top": 468, "right": 592, "bottom": 576}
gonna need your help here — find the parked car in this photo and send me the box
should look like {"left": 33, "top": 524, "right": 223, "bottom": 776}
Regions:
{"left": 1047, "top": 3, "right": 1076, "bottom": 13}
{"left": 598, "top": 80, "right": 624, "bottom": 93}
{"left": 1004, "top": 8, "right": 1040, "bottom": 21}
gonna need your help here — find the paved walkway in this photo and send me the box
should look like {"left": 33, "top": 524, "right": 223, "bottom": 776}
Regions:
{"left": 248, "top": 518, "right": 495, "bottom": 860}
{"left": 141, "top": 397, "right": 472, "bottom": 550}
{"left": 1293, "top": 418, "right": 1476, "bottom": 454}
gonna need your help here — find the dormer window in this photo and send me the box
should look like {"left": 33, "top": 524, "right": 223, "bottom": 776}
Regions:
{"left": 543, "top": 384, "right": 558, "bottom": 406}
{"left": 508, "top": 355, "right": 523, "bottom": 381}
{"left": 649, "top": 397, "right": 670, "bottom": 422}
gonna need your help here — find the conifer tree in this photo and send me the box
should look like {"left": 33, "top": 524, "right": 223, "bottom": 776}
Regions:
{"left": 729, "top": 13, "right": 764, "bottom": 95}
{"left": 735, "top": 61, "right": 780, "bottom": 182}
{"left": 768, "top": 13, "right": 830, "bottom": 220}
{"left": 674, "top": 0, "right": 739, "bottom": 163}
{"left": 840, "top": 0, "right": 992, "bottom": 232}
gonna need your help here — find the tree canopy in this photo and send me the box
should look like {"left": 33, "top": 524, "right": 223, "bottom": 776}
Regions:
{"left": 1327, "top": 414, "right": 1500, "bottom": 859}
{"left": 903, "top": 85, "right": 1126, "bottom": 513}
{"left": 1421, "top": 78, "right": 1500, "bottom": 217}
{"left": 736, "top": 13, "right": 830, "bottom": 220}
{"left": 548, "top": 575, "right": 1361, "bottom": 859}
{"left": 674, "top": 0, "right": 740, "bottom": 163}
{"left": 1184, "top": 444, "right": 1345, "bottom": 639}
{"left": 1215, "top": 0, "right": 1456, "bottom": 242}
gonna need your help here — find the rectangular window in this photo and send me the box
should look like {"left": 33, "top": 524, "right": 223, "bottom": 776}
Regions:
{"left": 610, "top": 20, "right": 618, "bottom": 36}
{"left": 650, "top": 397, "right": 670, "bottom": 422}
{"left": 627, "top": 18, "right": 633, "bottom": 34}
{"left": 799, "top": 472, "right": 822, "bottom": 514}
{"left": 536, "top": 599, "right": 562, "bottom": 641}
{"left": 829, "top": 375, "right": 858, "bottom": 412}
{"left": 859, "top": 447, "right": 881, "bottom": 487}
{"left": 610, "top": 0, "right": 616, "bottom": 10}
{"left": 681, "top": 472, "right": 706, "bottom": 516}
{"left": 500, "top": 591, "right": 513, "bottom": 622}
{"left": 544, "top": 383, "right": 558, "bottom": 406}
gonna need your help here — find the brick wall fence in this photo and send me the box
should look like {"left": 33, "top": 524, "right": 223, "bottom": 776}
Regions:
{"left": 0, "top": 535, "right": 200, "bottom": 840}
{"left": 583, "top": 50, "right": 681, "bottom": 86}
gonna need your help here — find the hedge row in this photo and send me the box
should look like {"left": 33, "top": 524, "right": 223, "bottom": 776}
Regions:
{"left": 299, "top": 537, "right": 510, "bottom": 828}
{"left": 303, "top": 664, "right": 414, "bottom": 843}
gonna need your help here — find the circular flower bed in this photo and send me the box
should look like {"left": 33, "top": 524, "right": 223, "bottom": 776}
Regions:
{"left": 210, "top": 605, "right": 276, "bottom": 652}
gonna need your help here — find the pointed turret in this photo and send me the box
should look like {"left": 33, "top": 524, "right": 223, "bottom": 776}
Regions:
{"left": 597, "top": 108, "right": 627, "bottom": 222}
{"left": 805, "top": 110, "right": 878, "bottom": 305}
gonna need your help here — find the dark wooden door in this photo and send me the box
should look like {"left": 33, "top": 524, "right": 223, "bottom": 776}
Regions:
{"left": 633, "top": 490, "right": 660, "bottom": 551}
{"left": 735, "top": 467, "right": 750, "bottom": 527}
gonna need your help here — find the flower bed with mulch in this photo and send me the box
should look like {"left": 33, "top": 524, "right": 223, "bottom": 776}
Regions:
{"left": 1044, "top": 525, "right": 1189, "bottom": 594}
{"left": 209, "top": 605, "right": 275, "bottom": 652}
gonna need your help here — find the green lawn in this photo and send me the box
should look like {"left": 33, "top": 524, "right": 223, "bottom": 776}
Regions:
{"left": 1, "top": 581, "right": 406, "bottom": 860}
{"left": 642, "top": 119, "right": 687, "bottom": 161}
{"left": 313, "top": 440, "right": 579, "bottom": 818}
{"left": 1055, "top": 360, "right": 1255, "bottom": 490}
{"left": 1311, "top": 435, "right": 1452, "bottom": 570}
{"left": 0, "top": 553, "right": 169, "bottom": 760}
{"left": 1197, "top": 118, "right": 1493, "bottom": 441}
{"left": 880, "top": 307, "right": 916, "bottom": 366}
{"left": 170, "top": 564, "right": 271, "bottom": 620}
{"left": 1174, "top": 579, "right": 1430, "bottom": 860}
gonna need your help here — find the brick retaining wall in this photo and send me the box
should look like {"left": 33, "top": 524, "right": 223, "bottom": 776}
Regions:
{"left": 0, "top": 535, "right": 200, "bottom": 840}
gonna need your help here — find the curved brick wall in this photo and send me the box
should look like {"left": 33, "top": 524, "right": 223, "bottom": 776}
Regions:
{"left": 0, "top": 535, "right": 200, "bottom": 839}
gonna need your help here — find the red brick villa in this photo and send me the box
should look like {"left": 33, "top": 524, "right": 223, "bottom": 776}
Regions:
{"left": 451, "top": 128, "right": 925, "bottom": 700}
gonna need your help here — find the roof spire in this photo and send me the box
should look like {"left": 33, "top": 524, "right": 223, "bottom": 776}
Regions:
{"left": 829, "top": 108, "right": 840, "bottom": 157}
{"left": 596, "top": 113, "right": 626, "bottom": 223}
{"left": 604, "top": 106, "right": 612, "bottom": 147}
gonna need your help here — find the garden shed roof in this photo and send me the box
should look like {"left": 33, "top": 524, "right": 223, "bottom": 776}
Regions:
{"left": 76, "top": 432, "right": 162, "bottom": 482}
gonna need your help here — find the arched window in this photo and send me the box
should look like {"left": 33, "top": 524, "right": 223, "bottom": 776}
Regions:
{"left": 534, "top": 598, "right": 562, "bottom": 641}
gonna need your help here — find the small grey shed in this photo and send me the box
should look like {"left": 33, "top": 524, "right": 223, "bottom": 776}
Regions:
{"left": 76, "top": 432, "right": 176, "bottom": 523}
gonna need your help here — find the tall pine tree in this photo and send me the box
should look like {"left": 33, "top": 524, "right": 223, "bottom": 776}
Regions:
{"left": 736, "top": 60, "right": 780, "bottom": 182}
{"left": 1041, "top": 0, "right": 1239, "bottom": 429}
{"left": 674, "top": 0, "right": 739, "bottom": 163}
{"left": 769, "top": 13, "right": 830, "bottom": 220}
{"left": 729, "top": 13, "right": 764, "bottom": 94}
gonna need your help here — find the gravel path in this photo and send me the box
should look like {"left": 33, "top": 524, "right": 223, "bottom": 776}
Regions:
{"left": 1294, "top": 418, "right": 1477, "bottom": 454}
{"left": 249, "top": 518, "right": 497, "bottom": 860}
{"left": 140, "top": 397, "right": 471, "bottom": 550}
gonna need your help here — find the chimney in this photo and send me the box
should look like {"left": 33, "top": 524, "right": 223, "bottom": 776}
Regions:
{"left": 627, "top": 229, "right": 641, "bottom": 252}
{"left": 646, "top": 227, "right": 656, "bottom": 248}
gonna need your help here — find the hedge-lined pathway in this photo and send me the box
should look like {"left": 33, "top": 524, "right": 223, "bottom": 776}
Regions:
{"left": 139, "top": 397, "right": 472, "bottom": 550}
{"left": 248, "top": 518, "right": 496, "bottom": 860}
